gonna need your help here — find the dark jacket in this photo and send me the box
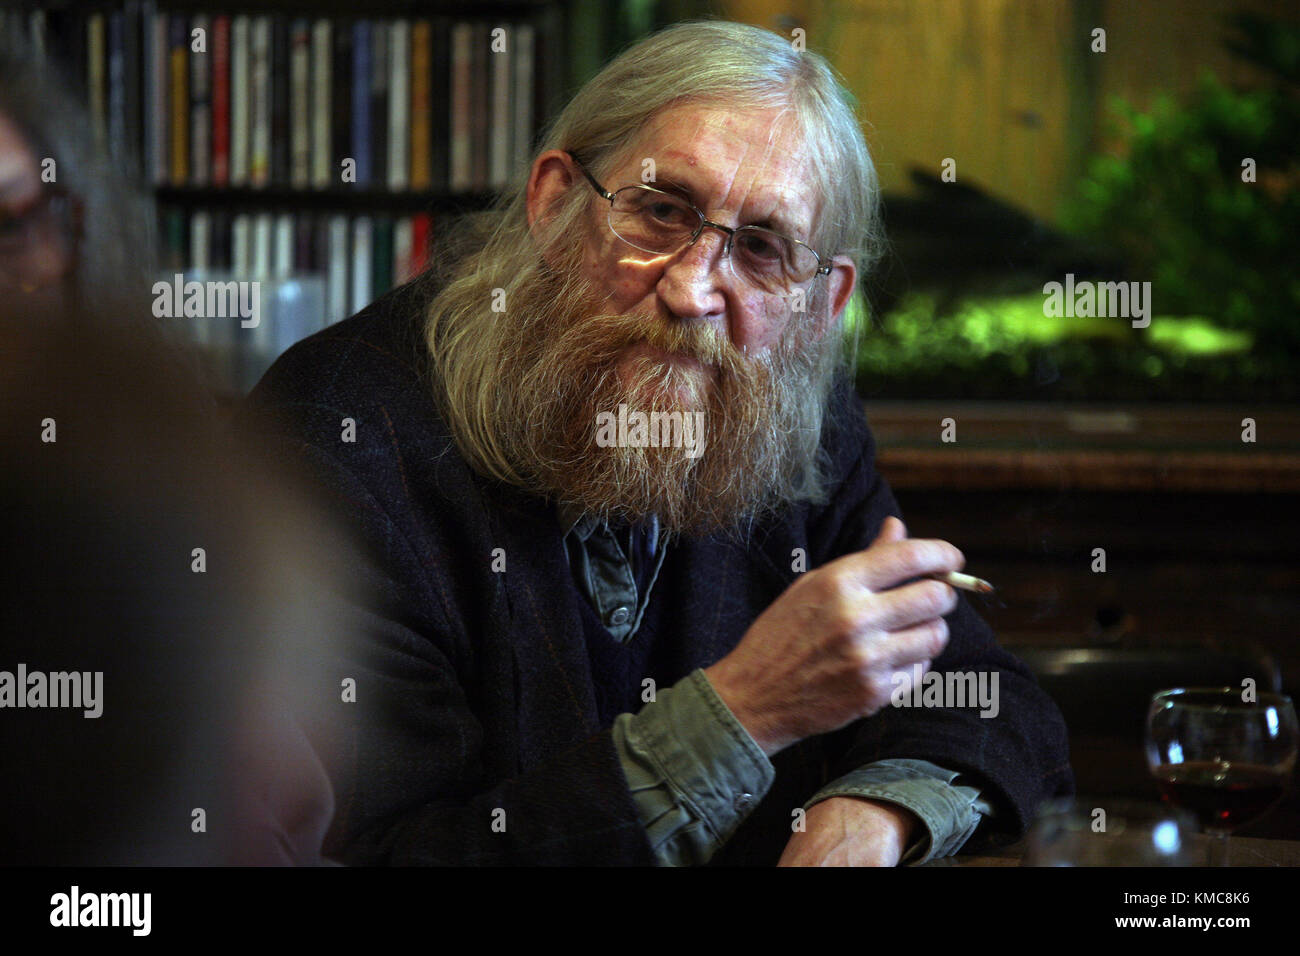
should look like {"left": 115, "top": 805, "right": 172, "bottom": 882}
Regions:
{"left": 242, "top": 276, "right": 1073, "bottom": 865}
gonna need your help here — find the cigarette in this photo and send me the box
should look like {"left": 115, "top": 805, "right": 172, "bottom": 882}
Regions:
{"left": 928, "top": 571, "right": 996, "bottom": 594}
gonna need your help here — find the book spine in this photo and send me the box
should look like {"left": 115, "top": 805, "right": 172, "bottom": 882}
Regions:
{"left": 369, "top": 21, "right": 389, "bottom": 189}
{"left": 148, "top": 8, "right": 168, "bottom": 185}
{"left": 189, "top": 210, "right": 211, "bottom": 346}
{"left": 429, "top": 19, "right": 450, "bottom": 193}
{"left": 162, "top": 206, "right": 186, "bottom": 272}
{"left": 190, "top": 210, "right": 211, "bottom": 273}
{"left": 351, "top": 216, "right": 373, "bottom": 314}
{"left": 352, "top": 20, "right": 372, "bottom": 187}
{"left": 231, "top": 213, "right": 251, "bottom": 276}
{"left": 107, "top": 11, "right": 126, "bottom": 159}
{"left": 393, "top": 216, "right": 413, "bottom": 284}
{"left": 274, "top": 213, "right": 294, "bottom": 279}
{"left": 289, "top": 19, "right": 310, "bottom": 189}
{"left": 251, "top": 213, "right": 275, "bottom": 360}
{"left": 88, "top": 13, "right": 107, "bottom": 156}
{"left": 189, "top": 14, "right": 211, "bottom": 186}
{"left": 272, "top": 214, "right": 309, "bottom": 352}
{"left": 271, "top": 17, "right": 290, "bottom": 187}
{"left": 250, "top": 17, "right": 271, "bottom": 188}
{"left": 372, "top": 215, "right": 393, "bottom": 295}
{"left": 410, "top": 211, "right": 432, "bottom": 277}
{"left": 294, "top": 213, "right": 315, "bottom": 274}
{"left": 229, "top": 16, "right": 249, "bottom": 186}
{"left": 168, "top": 15, "right": 188, "bottom": 186}
{"left": 311, "top": 19, "right": 332, "bottom": 189}
{"left": 470, "top": 23, "right": 487, "bottom": 192}
{"left": 332, "top": 17, "right": 352, "bottom": 187}
{"left": 122, "top": 2, "right": 143, "bottom": 176}
{"left": 252, "top": 214, "right": 273, "bottom": 287}
{"left": 211, "top": 15, "right": 230, "bottom": 186}
{"left": 410, "top": 20, "right": 431, "bottom": 190}
{"left": 512, "top": 24, "right": 534, "bottom": 178}
{"left": 211, "top": 209, "right": 232, "bottom": 271}
{"left": 388, "top": 20, "right": 409, "bottom": 191}
{"left": 449, "top": 23, "right": 471, "bottom": 193}
{"left": 327, "top": 214, "right": 349, "bottom": 323}
{"left": 489, "top": 23, "right": 510, "bottom": 189}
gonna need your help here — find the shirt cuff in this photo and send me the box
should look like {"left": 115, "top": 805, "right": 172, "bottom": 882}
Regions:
{"left": 611, "top": 668, "right": 775, "bottom": 866}
{"left": 803, "top": 758, "right": 993, "bottom": 865}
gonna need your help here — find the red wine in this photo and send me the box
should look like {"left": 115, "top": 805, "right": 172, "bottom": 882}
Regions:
{"left": 1156, "top": 761, "right": 1288, "bottom": 831}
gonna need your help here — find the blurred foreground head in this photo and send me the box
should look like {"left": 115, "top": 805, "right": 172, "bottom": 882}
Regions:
{"left": 2, "top": 37, "right": 353, "bottom": 865}
{"left": 1, "top": 293, "right": 350, "bottom": 867}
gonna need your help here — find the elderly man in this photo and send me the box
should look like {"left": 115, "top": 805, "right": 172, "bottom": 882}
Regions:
{"left": 246, "top": 20, "right": 1072, "bottom": 866}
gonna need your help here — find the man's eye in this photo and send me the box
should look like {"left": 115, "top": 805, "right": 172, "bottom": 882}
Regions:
{"left": 737, "top": 232, "right": 784, "bottom": 262}
{"left": 645, "top": 201, "right": 689, "bottom": 224}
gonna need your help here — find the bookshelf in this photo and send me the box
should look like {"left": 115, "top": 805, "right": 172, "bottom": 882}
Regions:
{"left": 1, "top": 0, "right": 567, "bottom": 392}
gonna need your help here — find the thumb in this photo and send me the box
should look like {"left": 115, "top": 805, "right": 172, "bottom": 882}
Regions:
{"left": 872, "top": 515, "right": 908, "bottom": 546}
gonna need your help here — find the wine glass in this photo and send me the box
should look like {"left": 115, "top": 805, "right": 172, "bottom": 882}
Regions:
{"left": 1146, "top": 688, "right": 1298, "bottom": 866}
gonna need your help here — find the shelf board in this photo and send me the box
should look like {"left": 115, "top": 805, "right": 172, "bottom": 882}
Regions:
{"left": 865, "top": 401, "right": 1300, "bottom": 492}
{"left": 155, "top": 185, "right": 499, "bottom": 212}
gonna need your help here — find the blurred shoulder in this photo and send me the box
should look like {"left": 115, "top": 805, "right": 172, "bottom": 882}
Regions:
{"left": 249, "top": 274, "right": 441, "bottom": 415}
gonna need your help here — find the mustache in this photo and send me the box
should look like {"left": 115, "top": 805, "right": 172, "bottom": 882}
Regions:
{"left": 554, "top": 308, "right": 750, "bottom": 374}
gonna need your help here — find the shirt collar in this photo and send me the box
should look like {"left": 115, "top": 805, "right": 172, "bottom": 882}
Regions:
{"left": 557, "top": 500, "right": 659, "bottom": 549}
{"left": 557, "top": 500, "right": 600, "bottom": 541}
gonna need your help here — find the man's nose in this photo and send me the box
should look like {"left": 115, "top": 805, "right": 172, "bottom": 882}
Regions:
{"left": 657, "top": 228, "right": 730, "bottom": 312}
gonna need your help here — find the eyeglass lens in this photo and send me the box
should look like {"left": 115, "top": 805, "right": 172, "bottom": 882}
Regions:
{"left": 608, "top": 186, "right": 816, "bottom": 294}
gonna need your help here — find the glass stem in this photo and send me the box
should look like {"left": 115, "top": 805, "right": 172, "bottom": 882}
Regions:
{"left": 1206, "top": 830, "right": 1230, "bottom": 867}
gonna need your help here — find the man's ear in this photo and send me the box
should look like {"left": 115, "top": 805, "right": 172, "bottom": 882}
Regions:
{"left": 526, "top": 150, "right": 578, "bottom": 237}
{"left": 811, "top": 255, "right": 858, "bottom": 343}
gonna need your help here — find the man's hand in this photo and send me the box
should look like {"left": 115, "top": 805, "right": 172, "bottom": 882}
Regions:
{"left": 704, "top": 516, "right": 962, "bottom": 757}
{"left": 777, "top": 797, "right": 919, "bottom": 867}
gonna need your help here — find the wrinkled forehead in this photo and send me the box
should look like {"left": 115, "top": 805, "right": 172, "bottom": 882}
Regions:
{"left": 619, "top": 105, "right": 819, "bottom": 235}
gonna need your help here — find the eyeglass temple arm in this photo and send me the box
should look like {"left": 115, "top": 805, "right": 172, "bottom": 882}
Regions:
{"left": 565, "top": 151, "right": 614, "bottom": 202}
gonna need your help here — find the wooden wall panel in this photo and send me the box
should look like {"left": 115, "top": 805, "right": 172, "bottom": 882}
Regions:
{"left": 719, "top": 0, "right": 1299, "bottom": 224}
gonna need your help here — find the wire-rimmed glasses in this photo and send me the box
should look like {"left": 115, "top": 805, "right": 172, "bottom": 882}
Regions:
{"left": 568, "top": 151, "right": 831, "bottom": 297}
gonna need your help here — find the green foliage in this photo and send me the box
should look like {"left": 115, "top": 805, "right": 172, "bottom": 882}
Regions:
{"left": 1061, "top": 72, "right": 1300, "bottom": 354}
{"left": 853, "top": 12, "right": 1298, "bottom": 399}
{"left": 853, "top": 292, "right": 1285, "bottom": 401}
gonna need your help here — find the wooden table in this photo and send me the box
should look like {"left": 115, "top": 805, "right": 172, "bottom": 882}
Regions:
{"left": 926, "top": 834, "right": 1300, "bottom": 866}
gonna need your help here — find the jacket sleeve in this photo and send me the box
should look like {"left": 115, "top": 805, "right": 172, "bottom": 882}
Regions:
{"left": 809, "top": 392, "right": 1074, "bottom": 845}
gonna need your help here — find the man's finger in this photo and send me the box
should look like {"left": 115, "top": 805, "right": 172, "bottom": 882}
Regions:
{"left": 873, "top": 619, "right": 949, "bottom": 670}
{"left": 871, "top": 515, "right": 908, "bottom": 546}
{"left": 852, "top": 540, "right": 965, "bottom": 594}
{"left": 859, "top": 580, "right": 958, "bottom": 634}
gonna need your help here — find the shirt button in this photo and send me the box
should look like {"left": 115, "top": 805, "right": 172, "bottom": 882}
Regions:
{"left": 607, "top": 606, "right": 631, "bottom": 626}
{"left": 734, "top": 792, "right": 755, "bottom": 813}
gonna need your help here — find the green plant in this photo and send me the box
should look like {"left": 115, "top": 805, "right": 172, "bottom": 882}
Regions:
{"left": 1062, "top": 16, "right": 1300, "bottom": 355}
